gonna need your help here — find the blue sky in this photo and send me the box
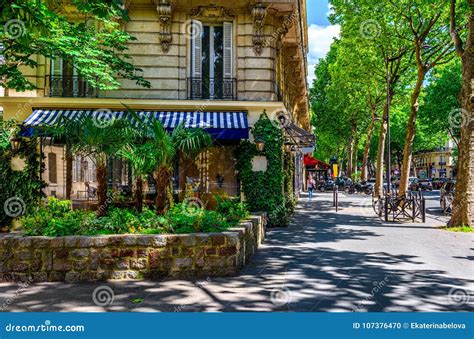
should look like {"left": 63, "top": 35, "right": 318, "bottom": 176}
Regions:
{"left": 306, "top": 0, "right": 340, "bottom": 83}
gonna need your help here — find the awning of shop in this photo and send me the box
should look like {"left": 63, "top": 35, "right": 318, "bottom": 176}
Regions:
{"left": 304, "top": 155, "right": 330, "bottom": 169}
{"left": 23, "top": 109, "right": 249, "bottom": 140}
{"left": 282, "top": 122, "right": 315, "bottom": 148}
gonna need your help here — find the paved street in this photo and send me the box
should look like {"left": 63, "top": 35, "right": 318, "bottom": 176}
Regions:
{"left": 1, "top": 192, "right": 472, "bottom": 312}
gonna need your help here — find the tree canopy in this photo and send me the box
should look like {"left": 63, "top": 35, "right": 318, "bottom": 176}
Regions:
{"left": 0, "top": 0, "right": 150, "bottom": 91}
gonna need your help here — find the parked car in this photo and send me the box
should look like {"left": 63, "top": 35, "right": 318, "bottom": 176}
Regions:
{"left": 409, "top": 178, "right": 432, "bottom": 191}
{"left": 440, "top": 180, "right": 456, "bottom": 213}
{"left": 418, "top": 179, "right": 433, "bottom": 191}
{"left": 407, "top": 177, "right": 417, "bottom": 189}
{"left": 432, "top": 177, "right": 449, "bottom": 190}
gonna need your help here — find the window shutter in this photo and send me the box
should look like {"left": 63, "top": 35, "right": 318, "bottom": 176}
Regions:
{"left": 191, "top": 20, "right": 202, "bottom": 78}
{"left": 51, "top": 57, "right": 63, "bottom": 76}
{"left": 223, "top": 22, "right": 233, "bottom": 79}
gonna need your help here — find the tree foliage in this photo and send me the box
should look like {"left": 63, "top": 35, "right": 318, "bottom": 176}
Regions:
{"left": 0, "top": 0, "right": 150, "bottom": 91}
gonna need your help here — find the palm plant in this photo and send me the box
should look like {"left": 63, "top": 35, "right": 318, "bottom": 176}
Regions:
{"left": 130, "top": 113, "right": 212, "bottom": 214}
{"left": 172, "top": 124, "right": 213, "bottom": 160}
{"left": 51, "top": 115, "right": 134, "bottom": 217}
{"left": 117, "top": 142, "right": 158, "bottom": 213}
{"left": 147, "top": 120, "right": 176, "bottom": 215}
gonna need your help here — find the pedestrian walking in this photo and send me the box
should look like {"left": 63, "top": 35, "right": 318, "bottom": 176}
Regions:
{"left": 307, "top": 175, "right": 315, "bottom": 200}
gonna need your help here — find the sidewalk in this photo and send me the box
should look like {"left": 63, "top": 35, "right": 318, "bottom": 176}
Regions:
{"left": 1, "top": 193, "right": 472, "bottom": 312}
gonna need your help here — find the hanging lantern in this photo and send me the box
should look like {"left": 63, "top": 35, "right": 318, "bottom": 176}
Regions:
{"left": 10, "top": 136, "right": 22, "bottom": 151}
{"left": 255, "top": 138, "right": 265, "bottom": 152}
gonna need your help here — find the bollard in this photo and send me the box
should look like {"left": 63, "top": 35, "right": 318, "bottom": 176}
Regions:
{"left": 335, "top": 186, "right": 339, "bottom": 212}
{"left": 421, "top": 197, "right": 426, "bottom": 223}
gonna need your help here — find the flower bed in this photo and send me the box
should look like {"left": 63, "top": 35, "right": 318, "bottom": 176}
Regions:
{"left": 0, "top": 214, "right": 266, "bottom": 282}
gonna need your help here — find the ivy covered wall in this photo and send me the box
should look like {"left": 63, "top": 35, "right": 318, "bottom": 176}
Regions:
{"left": 236, "top": 112, "right": 291, "bottom": 227}
{"left": 0, "top": 121, "right": 45, "bottom": 229}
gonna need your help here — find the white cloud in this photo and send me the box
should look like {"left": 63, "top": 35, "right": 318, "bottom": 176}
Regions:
{"left": 307, "top": 24, "right": 340, "bottom": 85}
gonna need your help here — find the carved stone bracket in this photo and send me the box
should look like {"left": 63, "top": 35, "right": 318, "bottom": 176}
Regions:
{"left": 251, "top": 3, "right": 267, "bottom": 56}
{"left": 117, "top": 0, "right": 133, "bottom": 27}
{"left": 153, "top": 0, "right": 173, "bottom": 53}
{"left": 189, "top": 5, "right": 235, "bottom": 21}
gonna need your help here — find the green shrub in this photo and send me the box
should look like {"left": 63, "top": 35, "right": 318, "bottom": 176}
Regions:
{"left": 21, "top": 197, "right": 94, "bottom": 236}
{"left": 20, "top": 196, "right": 247, "bottom": 236}
{"left": 166, "top": 202, "right": 231, "bottom": 234}
{"left": 84, "top": 207, "right": 170, "bottom": 235}
{"left": 214, "top": 195, "right": 249, "bottom": 225}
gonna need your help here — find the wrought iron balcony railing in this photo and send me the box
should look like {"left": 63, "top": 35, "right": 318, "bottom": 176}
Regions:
{"left": 46, "top": 75, "right": 98, "bottom": 98}
{"left": 187, "top": 77, "right": 237, "bottom": 100}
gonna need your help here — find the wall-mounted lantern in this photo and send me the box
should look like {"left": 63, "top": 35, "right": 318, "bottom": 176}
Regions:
{"left": 10, "top": 136, "right": 22, "bottom": 151}
{"left": 255, "top": 138, "right": 265, "bottom": 152}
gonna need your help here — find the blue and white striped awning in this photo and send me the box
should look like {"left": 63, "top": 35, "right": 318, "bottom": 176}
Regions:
{"left": 23, "top": 109, "right": 249, "bottom": 140}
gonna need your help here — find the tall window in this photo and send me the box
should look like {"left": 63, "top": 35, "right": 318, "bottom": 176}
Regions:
{"left": 50, "top": 58, "right": 94, "bottom": 97}
{"left": 48, "top": 153, "right": 57, "bottom": 184}
{"left": 191, "top": 21, "right": 233, "bottom": 99}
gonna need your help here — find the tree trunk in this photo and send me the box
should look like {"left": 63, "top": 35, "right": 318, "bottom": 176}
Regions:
{"left": 155, "top": 166, "right": 171, "bottom": 215}
{"left": 399, "top": 73, "right": 425, "bottom": 197}
{"left": 375, "top": 115, "right": 387, "bottom": 196}
{"left": 449, "top": 15, "right": 473, "bottom": 227}
{"left": 347, "top": 136, "right": 353, "bottom": 176}
{"left": 135, "top": 177, "right": 143, "bottom": 213}
{"left": 361, "top": 117, "right": 376, "bottom": 182}
{"left": 352, "top": 135, "right": 359, "bottom": 178}
{"left": 96, "top": 162, "right": 108, "bottom": 217}
{"left": 65, "top": 145, "right": 73, "bottom": 200}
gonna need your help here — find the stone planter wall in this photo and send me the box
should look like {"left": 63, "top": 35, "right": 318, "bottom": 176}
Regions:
{"left": 0, "top": 214, "right": 266, "bottom": 282}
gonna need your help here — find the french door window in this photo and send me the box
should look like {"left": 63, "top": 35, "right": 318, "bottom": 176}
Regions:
{"left": 49, "top": 58, "right": 95, "bottom": 97}
{"left": 190, "top": 20, "right": 234, "bottom": 100}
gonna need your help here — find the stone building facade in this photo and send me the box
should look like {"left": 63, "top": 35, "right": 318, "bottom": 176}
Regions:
{"left": 1, "top": 0, "right": 311, "bottom": 201}
{"left": 413, "top": 140, "right": 456, "bottom": 179}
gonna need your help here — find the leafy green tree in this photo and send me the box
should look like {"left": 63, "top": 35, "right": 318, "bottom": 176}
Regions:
{"left": 419, "top": 59, "right": 462, "bottom": 147}
{"left": 448, "top": 0, "right": 473, "bottom": 227}
{"left": 50, "top": 115, "right": 135, "bottom": 217}
{"left": 386, "top": 0, "right": 457, "bottom": 196}
{"left": 0, "top": 0, "right": 150, "bottom": 91}
{"left": 330, "top": 0, "right": 414, "bottom": 195}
